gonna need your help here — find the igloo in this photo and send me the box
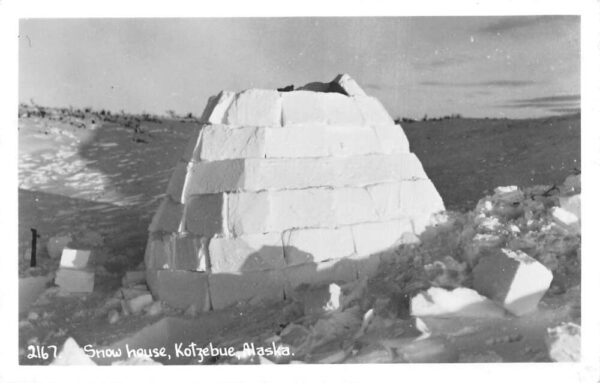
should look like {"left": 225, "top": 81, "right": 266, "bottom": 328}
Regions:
{"left": 144, "top": 74, "right": 445, "bottom": 311}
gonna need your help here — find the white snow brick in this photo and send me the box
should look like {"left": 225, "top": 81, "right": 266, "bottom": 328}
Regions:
{"left": 410, "top": 287, "right": 505, "bottom": 318}
{"left": 473, "top": 249, "right": 553, "bottom": 316}
{"left": 148, "top": 197, "right": 184, "bottom": 233}
{"left": 127, "top": 293, "right": 154, "bottom": 314}
{"left": 199, "top": 91, "right": 236, "bottom": 124}
{"left": 55, "top": 268, "right": 95, "bottom": 293}
{"left": 182, "top": 193, "right": 225, "bottom": 237}
{"left": 225, "top": 89, "right": 282, "bottom": 127}
{"left": 263, "top": 124, "right": 382, "bottom": 158}
{"left": 372, "top": 125, "right": 410, "bottom": 153}
{"left": 227, "top": 188, "right": 382, "bottom": 235}
{"left": 59, "top": 248, "right": 91, "bottom": 269}
{"left": 165, "top": 162, "right": 190, "bottom": 203}
{"left": 175, "top": 154, "right": 427, "bottom": 199}
{"left": 208, "top": 269, "right": 286, "bottom": 310}
{"left": 551, "top": 206, "right": 580, "bottom": 234}
{"left": 144, "top": 236, "right": 171, "bottom": 270}
{"left": 354, "top": 96, "right": 395, "bottom": 126}
{"left": 399, "top": 179, "right": 445, "bottom": 218}
{"left": 351, "top": 219, "right": 415, "bottom": 257}
{"left": 146, "top": 269, "right": 211, "bottom": 311}
{"left": 283, "top": 226, "right": 355, "bottom": 265}
{"left": 333, "top": 73, "right": 367, "bottom": 96}
{"left": 281, "top": 91, "right": 365, "bottom": 126}
{"left": 145, "top": 234, "right": 208, "bottom": 271}
{"left": 559, "top": 194, "right": 581, "bottom": 221}
{"left": 191, "top": 124, "right": 408, "bottom": 161}
{"left": 196, "top": 125, "right": 266, "bottom": 161}
{"left": 208, "top": 233, "right": 285, "bottom": 273}
{"left": 282, "top": 258, "right": 358, "bottom": 296}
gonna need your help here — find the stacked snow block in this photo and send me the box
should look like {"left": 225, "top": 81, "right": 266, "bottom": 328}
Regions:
{"left": 145, "top": 74, "right": 445, "bottom": 311}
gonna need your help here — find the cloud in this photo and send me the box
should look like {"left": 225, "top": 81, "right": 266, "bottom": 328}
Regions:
{"left": 512, "top": 95, "right": 580, "bottom": 103}
{"left": 500, "top": 94, "right": 580, "bottom": 114}
{"left": 363, "top": 83, "right": 383, "bottom": 90}
{"left": 478, "top": 16, "right": 577, "bottom": 35}
{"left": 420, "top": 80, "right": 536, "bottom": 88}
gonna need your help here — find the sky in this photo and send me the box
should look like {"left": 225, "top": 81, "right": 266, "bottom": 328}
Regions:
{"left": 19, "top": 16, "right": 580, "bottom": 119}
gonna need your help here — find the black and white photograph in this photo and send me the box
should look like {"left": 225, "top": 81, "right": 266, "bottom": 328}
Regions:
{"left": 2, "top": 1, "right": 599, "bottom": 382}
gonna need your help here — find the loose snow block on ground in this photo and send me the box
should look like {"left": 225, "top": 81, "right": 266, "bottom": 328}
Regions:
{"left": 122, "top": 270, "right": 146, "bottom": 287}
{"left": 59, "top": 248, "right": 91, "bottom": 269}
{"left": 208, "top": 233, "right": 285, "bottom": 273}
{"left": 282, "top": 226, "right": 355, "bottom": 265}
{"left": 55, "top": 268, "right": 95, "bottom": 293}
{"left": 127, "top": 293, "right": 154, "bottom": 314}
{"left": 473, "top": 249, "right": 553, "bottom": 316}
{"left": 281, "top": 91, "right": 365, "bottom": 126}
{"left": 559, "top": 194, "right": 581, "bottom": 221}
{"left": 208, "top": 269, "right": 286, "bottom": 310}
{"left": 169, "top": 153, "right": 428, "bottom": 201}
{"left": 146, "top": 269, "right": 210, "bottom": 311}
{"left": 224, "top": 89, "right": 282, "bottom": 127}
{"left": 410, "top": 287, "right": 506, "bottom": 318}
{"left": 551, "top": 206, "right": 580, "bottom": 234}
{"left": 546, "top": 322, "right": 580, "bottom": 362}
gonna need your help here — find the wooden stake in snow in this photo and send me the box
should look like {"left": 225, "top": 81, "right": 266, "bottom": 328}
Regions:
{"left": 30, "top": 228, "right": 39, "bottom": 267}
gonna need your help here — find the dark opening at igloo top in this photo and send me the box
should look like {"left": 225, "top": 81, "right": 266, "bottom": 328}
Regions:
{"left": 277, "top": 74, "right": 363, "bottom": 96}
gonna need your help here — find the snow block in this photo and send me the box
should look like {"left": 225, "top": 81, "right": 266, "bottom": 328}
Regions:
{"left": 144, "top": 236, "right": 172, "bottom": 270}
{"left": 264, "top": 124, "right": 383, "bottom": 158}
{"left": 551, "top": 206, "right": 580, "bottom": 234}
{"left": 177, "top": 154, "right": 428, "bottom": 200}
{"left": 171, "top": 235, "right": 208, "bottom": 271}
{"left": 410, "top": 287, "right": 506, "bottom": 318}
{"left": 282, "top": 226, "right": 355, "bottom": 265}
{"left": 55, "top": 268, "right": 95, "bottom": 293}
{"left": 146, "top": 269, "right": 210, "bottom": 311}
{"left": 473, "top": 249, "right": 553, "bottom": 316}
{"left": 350, "top": 253, "right": 383, "bottom": 280}
{"left": 199, "top": 91, "right": 236, "bottom": 124}
{"left": 351, "top": 219, "right": 415, "bottom": 257}
{"left": 193, "top": 125, "right": 266, "bottom": 161}
{"left": 227, "top": 187, "right": 406, "bottom": 235}
{"left": 399, "top": 179, "right": 446, "bottom": 218}
{"left": 225, "top": 89, "right": 282, "bottom": 127}
{"left": 354, "top": 96, "right": 395, "bottom": 126}
{"left": 59, "top": 248, "right": 91, "bottom": 269}
{"left": 127, "top": 293, "right": 154, "bottom": 314}
{"left": 182, "top": 193, "right": 225, "bottom": 237}
{"left": 148, "top": 197, "right": 184, "bottom": 233}
{"left": 333, "top": 73, "right": 367, "bottom": 97}
{"left": 165, "top": 162, "right": 191, "bottom": 203}
{"left": 208, "top": 269, "right": 286, "bottom": 310}
{"left": 190, "top": 123, "right": 408, "bottom": 161}
{"left": 559, "top": 194, "right": 581, "bottom": 221}
{"left": 145, "top": 234, "right": 208, "bottom": 271}
{"left": 281, "top": 91, "right": 365, "bottom": 126}
{"left": 207, "top": 233, "right": 285, "bottom": 273}
{"left": 372, "top": 125, "right": 410, "bottom": 153}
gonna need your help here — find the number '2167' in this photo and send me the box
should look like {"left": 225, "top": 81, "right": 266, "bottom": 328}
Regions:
{"left": 27, "top": 345, "right": 57, "bottom": 360}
